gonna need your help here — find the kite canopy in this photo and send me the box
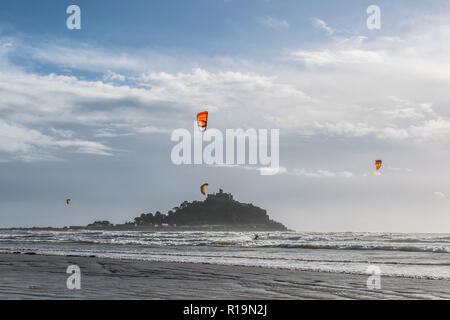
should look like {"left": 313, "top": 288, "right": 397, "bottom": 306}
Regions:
{"left": 66, "top": 199, "right": 71, "bottom": 205}
{"left": 200, "top": 183, "right": 208, "bottom": 195}
{"left": 197, "top": 111, "right": 208, "bottom": 132}
{"left": 375, "top": 160, "right": 382, "bottom": 170}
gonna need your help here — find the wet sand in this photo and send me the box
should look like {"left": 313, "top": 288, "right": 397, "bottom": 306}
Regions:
{"left": 0, "top": 253, "right": 449, "bottom": 299}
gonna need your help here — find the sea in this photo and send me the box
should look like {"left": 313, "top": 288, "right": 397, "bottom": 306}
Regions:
{"left": 1, "top": 230, "right": 450, "bottom": 280}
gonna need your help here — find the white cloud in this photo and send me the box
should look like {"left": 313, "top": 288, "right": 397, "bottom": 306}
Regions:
{"left": 376, "top": 127, "right": 409, "bottom": 140}
{"left": 0, "top": 120, "right": 112, "bottom": 160}
{"left": 3, "top": 13, "right": 450, "bottom": 163}
{"left": 137, "top": 68, "right": 311, "bottom": 127}
{"left": 212, "top": 164, "right": 288, "bottom": 175}
{"left": 434, "top": 191, "right": 446, "bottom": 198}
{"left": 285, "top": 21, "right": 450, "bottom": 142}
{"left": 291, "top": 168, "right": 354, "bottom": 178}
{"left": 30, "top": 44, "right": 152, "bottom": 73}
{"left": 93, "top": 129, "right": 135, "bottom": 138}
{"left": 102, "top": 70, "right": 126, "bottom": 82}
{"left": 0, "top": 60, "right": 311, "bottom": 160}
{"left": 260, "top": 16, "right": 290, "bottom": 30}
{"left": 408, "top": 118, "right": 450, "bottom": 141}
{"left": 312, "top": 18, "right": 334, "bottom": 35}
{"left": 388, "top": 167, "right": 413, "bottom": 173}
{"left": 50, "top": 128, "right": 75, "bottom": 138}
{"left": 311, "top": 121, "right": 374, "bottom": 137}
{"left": 138, "top": 126, "right": 171, "bottom": 134}
{"left": 291, "top": 49, "right": 384, "bottom": 66}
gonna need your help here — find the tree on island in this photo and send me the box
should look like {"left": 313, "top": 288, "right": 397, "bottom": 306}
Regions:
{"left": 87, "top": 220, "right": 113, "bottom": 228}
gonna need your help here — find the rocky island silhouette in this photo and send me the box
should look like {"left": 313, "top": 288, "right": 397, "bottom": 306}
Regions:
{"left": 84, "top": 189, "right": 288, "bottom": 231}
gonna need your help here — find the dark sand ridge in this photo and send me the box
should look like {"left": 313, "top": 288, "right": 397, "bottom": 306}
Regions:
{"left": 0, "top": 253, "right": 449, "bottom": 299}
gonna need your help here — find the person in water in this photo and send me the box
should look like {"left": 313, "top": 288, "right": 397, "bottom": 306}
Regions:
{"left": 253, "top": 234, "right": 259, "bottom": 240}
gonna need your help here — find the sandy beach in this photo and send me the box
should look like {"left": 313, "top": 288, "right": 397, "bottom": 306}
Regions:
{"left": 1, "top": 253, "right": 449, "bottom": 299}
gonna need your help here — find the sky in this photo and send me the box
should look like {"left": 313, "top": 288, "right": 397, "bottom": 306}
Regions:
{"left": 1, "top": 0, "right": 450, "bottom": 232}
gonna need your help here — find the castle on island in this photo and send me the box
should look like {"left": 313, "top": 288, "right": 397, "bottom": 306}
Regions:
{"left": 206, "top": 189, "right": 233, "bottom": 201}
{"left": 79, "top": 188, "right": 288, "bottom": 231}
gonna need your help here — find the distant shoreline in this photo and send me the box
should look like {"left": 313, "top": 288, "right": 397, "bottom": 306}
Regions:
{"left": 0, "top": 225, "right": 292, "bottom": 232}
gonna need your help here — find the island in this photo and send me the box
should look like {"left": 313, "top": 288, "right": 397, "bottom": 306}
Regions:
{"left": 83, "top": 189, "right": 288, "bottom": 231}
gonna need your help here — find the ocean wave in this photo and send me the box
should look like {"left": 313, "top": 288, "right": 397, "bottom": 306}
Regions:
{"left": 267, "top": 243, "right": 450, "bottom": 253}
{"left": 2, "top": 236, "right": 450, "bottom": 254}
{"left": 1, "top": 249, "right": 449, "bottom": 281}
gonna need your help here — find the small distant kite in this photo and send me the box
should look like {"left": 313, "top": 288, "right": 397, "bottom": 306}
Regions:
{"left": 66, "top": 199, "right": 71, "bottom": 205}
{"left": 375, "top": 160, "right": 382, "bottom": 170}
{"left": 197, "top": 111, "right": 208, "bottom": 132}
{"left": 200, "top": 183, "right": 208, "bottom": 195}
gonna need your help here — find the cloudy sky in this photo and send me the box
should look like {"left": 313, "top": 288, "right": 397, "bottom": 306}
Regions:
{"left": 1, "top": 0, "right": 450, "bottom": 232}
